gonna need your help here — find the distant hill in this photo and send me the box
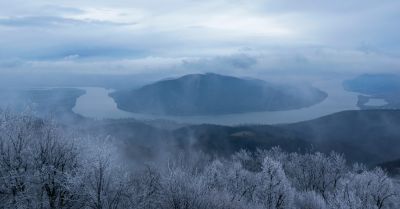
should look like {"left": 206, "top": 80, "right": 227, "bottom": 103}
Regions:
{"left": 344, "top": 74, "right": 400, "bottom": 109}
{"left": 344, "top": 74, "right": 400, "bottom": 95}
{"left": 172, "top": 110, "right": 400, "bottom": 166}
{"left": 0, "top": 88, "right": 85, "bottom": 122}
{"left": 110, "top": 73, "right": 327, "bottom": 116}
{"left": 68, "top": 109, "right": 400, "bottom": 168}
{"left": 173, "top": 124, "right": 311, "bottom": 156}
{"left": 378, "top": 159, "right": 400, "bottom": 175}
{"left": 280, "top": 110, "right": 400, "bottom": 165}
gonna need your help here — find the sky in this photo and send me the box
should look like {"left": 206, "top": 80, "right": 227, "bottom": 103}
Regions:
{"left": 1, "top": 0, "right": 400, "bottom": 78}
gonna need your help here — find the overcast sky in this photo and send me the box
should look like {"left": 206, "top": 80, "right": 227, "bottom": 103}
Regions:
{"left": 1, "top": 0, "right": 399, "bottom": 77}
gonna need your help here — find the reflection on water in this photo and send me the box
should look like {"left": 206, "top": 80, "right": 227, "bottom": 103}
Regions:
{"left": 72, "top": 78, "right": 360, "bottom": 125}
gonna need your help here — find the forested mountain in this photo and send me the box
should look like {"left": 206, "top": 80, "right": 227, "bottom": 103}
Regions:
{"left": 110, "top": 73, "right": 327, "bottom": 115}
{"left": 170, "top": 110, "right": 400, "bottom": 166}
{"left": 75, "top": 110, "right": 400, "bottom": 168}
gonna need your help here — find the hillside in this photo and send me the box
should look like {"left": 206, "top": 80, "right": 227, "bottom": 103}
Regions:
{"left": 344, "top": 74, "right": 400, "bottom": 109}
{"left": 110, "top": 73, "right": 327, "bottom": 116}
{"left": 0, "top": 88, "right": 85, "bottom": 122}
{"left": 171, "top": 110, "right": 400, "bottom": 166}
{"left": 378, "top": 159, "right": 400, "bottom": 175}
{"left": 77, "top": 109, "right": 400, "bottom": 167}
{"left": 281, "top": 110, "right": 400, "bottom": 165}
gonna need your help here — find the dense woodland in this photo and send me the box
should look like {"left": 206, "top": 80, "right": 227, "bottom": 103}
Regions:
{"left": 0, "top": 110, "right": 399, "bottom": 209}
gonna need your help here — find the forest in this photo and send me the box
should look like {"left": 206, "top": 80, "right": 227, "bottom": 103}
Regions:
{"left": 1, "top": 110, "right": 399, "bottom": 209}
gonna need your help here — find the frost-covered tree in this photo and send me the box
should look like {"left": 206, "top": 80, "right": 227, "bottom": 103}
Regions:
{"left": 82, "top": 139, "right": 131, "bottom": 209}
{"left": 0, "top": 111, "right": 399, "bottom": 209}
{"left": 294, "top": 191, "right": 327, "bottom": 209}
{"left": 129, "top": 165, "right": 162, "bottom": 209}
{"left": 0, "top": 111, "right": 38, "bottom": 208}
{"left": 0, "top": 111, "right": 127, "bottom": 209}
{"left": 329, "top": 168, "right": 398, "bottom": 209}
{"left": 32, "top": 123, "right": 82, "bottom": 209}
{"left": 254, "top": 157, "right": 294, "bottom": 209}
{"left": 0, "top": 111, "right": 83, "bottom": 209}
{"left": 285, "top": 152, "right": 347, "bottom": 199}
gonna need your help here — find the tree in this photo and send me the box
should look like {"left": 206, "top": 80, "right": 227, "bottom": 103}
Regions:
{"left": 254, "top": 157, "right": 294, "bottom": 209}
{"left": 32, "top": 122, "right": 82, "bottom": 209}
{"left": 1, "top": 110, "right": 399, "bottom": 209}
{"left": 294, "top": 191, "right": 327, "bottom": 209}
{"left": 342, "top": 168, "right": 397, "bottom": 209}
{"left": 285, "top": 152, "right": 347, "bottom": 199}
{"left": 0, "top": 111, "right": 83, "bottom": 208}
{"left": 0, "top": 111, "right": 37, "bottom": 208}
{"left": 129, "top": 165, "right": 162, "bottom": 209}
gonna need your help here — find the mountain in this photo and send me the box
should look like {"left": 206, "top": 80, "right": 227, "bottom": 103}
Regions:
{"left": 78, "top": 109, "right": 400, "bottom": 167}
{"left": 344, "top": 74, "right": 400, "bottom": 109}
{"left": 173, "top": 124, "right": 311, "bottom": 156}
{"left": 0, "top": 88, "right": 85, "bottom": 122}
{"left": 110, "top": 73, "right": 327, "bottom": 116}
{"left": 343, "top": 74, "right": 400, "bottom": 95}
{"left": 172, "top": 110, "right": 400, "bottom": 166}
{"left": 378, "top": 159, "right": 400, "bottom": 175}
{"left": 280, "top": 110, "right": 400, "bottom": 165}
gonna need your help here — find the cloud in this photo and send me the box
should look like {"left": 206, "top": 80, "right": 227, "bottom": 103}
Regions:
{"left": 1, "top": 48, "right": 399, "bottom": 81}
{"left": 0, "top": 0, "right": 399, "bottom": 77}
{"left": 249, "top": 0, "right": 399, "bottom": 14}
{"left": 40, "top": 5, "right": 85, "bottom": 15}
{"left": 182, "top": 54, "right": 258, "bottom": 72}
{"left": 0, "top": 16, "right": 136, "bottom": 28}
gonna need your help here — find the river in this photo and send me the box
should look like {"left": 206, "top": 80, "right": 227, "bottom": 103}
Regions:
{"left": 72, "top": 78, "right": 360, "bottom": 125}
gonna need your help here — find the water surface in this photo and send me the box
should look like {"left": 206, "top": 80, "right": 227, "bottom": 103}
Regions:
{"left": 73, "top": 78, "right": 360, "bottom": 125}
{"left": 365, "top": 98, "right": 388, "bottom": 107}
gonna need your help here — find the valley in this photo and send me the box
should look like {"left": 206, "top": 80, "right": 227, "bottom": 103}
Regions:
{"left": 72, "top": 76, "right": 359, "bottom": 125}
